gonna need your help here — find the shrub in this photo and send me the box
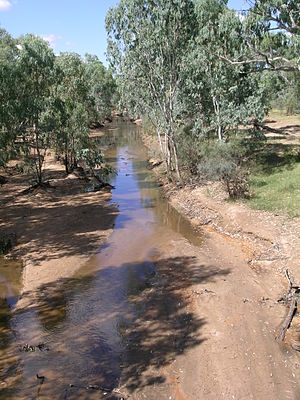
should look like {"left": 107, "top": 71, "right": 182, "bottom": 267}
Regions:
{"left": 198, "top": 139, "right": 250, "bottom": 199}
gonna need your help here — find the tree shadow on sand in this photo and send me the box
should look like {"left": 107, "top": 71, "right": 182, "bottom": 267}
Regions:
{"left": 119, "top": 256, "right": 230, "bottom": 393}
{"left": 0, "top": 188, "right": 121, "bottom": 265}
{"left": 1, "top": 255, "right": 230, "bottom": 399}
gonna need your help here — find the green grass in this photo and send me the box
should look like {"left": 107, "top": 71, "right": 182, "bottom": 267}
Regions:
{"left": 248, "top": 162, "right": 300, "bottom": 218}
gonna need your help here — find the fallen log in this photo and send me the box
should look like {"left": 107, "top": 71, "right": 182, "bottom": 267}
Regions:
{"left": 278, "top": 269, "right": 300, "bottom": 341}
{"left": 279, "top": 296, "right": 298, "bottom": 341}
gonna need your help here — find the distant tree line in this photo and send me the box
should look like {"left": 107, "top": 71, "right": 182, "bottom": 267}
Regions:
{"left": 0, "top": 29, "right": 117, "bottom": 184}
{"left": 106, "top": 0, "right": 299, "bottom": 195}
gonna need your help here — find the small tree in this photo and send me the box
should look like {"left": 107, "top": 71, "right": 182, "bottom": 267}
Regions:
{"left": 54, "top": 53, "right": 90, "bottom": 173}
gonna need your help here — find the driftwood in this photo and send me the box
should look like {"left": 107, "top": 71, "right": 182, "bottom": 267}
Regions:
{"left": 278, "top": 269, "right": 300, "bottom": 341}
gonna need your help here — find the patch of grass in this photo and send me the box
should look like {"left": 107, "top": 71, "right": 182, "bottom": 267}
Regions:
{"left": 248, "top": 162, "right": 300, "bottom": 217}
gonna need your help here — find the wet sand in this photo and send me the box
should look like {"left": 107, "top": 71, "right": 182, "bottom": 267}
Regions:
{"left": 0, "top": 151, "right": 117, "bottom": 308}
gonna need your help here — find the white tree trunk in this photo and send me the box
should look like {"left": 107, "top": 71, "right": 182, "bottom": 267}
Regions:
{"left": 213, "top": 95, "right": 223, "bottom": 141}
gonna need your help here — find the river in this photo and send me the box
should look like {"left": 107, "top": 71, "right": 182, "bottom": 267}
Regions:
{"left": 0, "top": 119, "right": 203, "bottom": 399}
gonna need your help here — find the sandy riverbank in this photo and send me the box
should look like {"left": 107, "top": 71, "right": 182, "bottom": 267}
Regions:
{"left": 0, "top": 148, "right": 117, "bottom": 308}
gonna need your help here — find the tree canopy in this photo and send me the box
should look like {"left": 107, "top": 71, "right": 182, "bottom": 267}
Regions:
{"left": 106, "top": 0, "right": 299, "bottom": 193}
{"left": 0, "top": 29, "right": 117, "bottom": 182}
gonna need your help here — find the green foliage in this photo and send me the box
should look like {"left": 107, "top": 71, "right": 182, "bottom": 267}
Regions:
{"left": 76, "top": 148, "right": 104, "bottom": 172}
{"left": 77, "top": 147, "right": 115, "bottom": 183}
{"left": 181, "top": 2, "right": 268, "bottom": 141}
{"left": 84, "top": 54, "right": 117, "bottom": 124}
{"left": 15, "top": 34, "right": 55, "bottom": 183}
{"left": 284, "top": 74, "right": 300, "bottom": 114}
{"left": 176, "top": 126, "right": 203, "bottom": 175}
{"left": 106, "top": 0, "right": 196, "bottom": 179}
{"left": 228, "top": 0, "right": 300, "bottom": 73}
{"left": 50, "top": 52, "right": 117, "bottom": 174}
{"left": 0, "top": 28, "right": 117, "bottom": 183}
{"left": 0, "top": 30, "right": 21, "bottom": 167}
{"left": 53, "top": 53, "right": 90, "bottom": 173}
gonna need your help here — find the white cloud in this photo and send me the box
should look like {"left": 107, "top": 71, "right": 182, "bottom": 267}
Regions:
{"left": 0, "top": 0, "right": 12, "bottom": 11}
{"left": 41, "top": 34, "right": 62, "bottom": 49}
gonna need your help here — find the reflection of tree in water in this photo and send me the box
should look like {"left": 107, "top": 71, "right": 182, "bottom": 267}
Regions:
{"left": 134, "top": 161, "right": 203, "bottom": 246}
{"left": 96, "top": 119, "right": 142, "bottom": 149}
{"left": 101, "top": 121, "right": 203, "bottom": 246}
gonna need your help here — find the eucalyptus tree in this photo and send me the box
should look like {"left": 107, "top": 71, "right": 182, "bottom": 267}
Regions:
{"left": 180, "top": 0, "right": 267, "bottom": 141}
{"left": 220, "top": 0, "right": 300, "bottom": 74}
{"left": 17, "top": 34, "right": 55, "bottom": 184}
{"left": 0, "top": 29, "right": 18, "bottom": 167}
{"left": 54, "top": 52, "right": 90, "bottom": 173}
{"left": 106, "top": 0, "right": 196, "bottom": 181}
{"left": 216, "top": 0, "right": 300, "bottom": 117}
{"left": 84, "top": 54, "right": 117, "bottom": 125}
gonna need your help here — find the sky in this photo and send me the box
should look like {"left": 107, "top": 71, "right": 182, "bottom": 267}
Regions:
{"left": 0, "top": 0, "right": 248, "bottom": 65}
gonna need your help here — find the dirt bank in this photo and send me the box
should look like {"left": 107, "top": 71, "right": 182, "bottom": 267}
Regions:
{"left": 139, "top": 126, "right": 300, "bottom": 399}
{"left": 0, "top": 148, "right": 117, "bottom": 308}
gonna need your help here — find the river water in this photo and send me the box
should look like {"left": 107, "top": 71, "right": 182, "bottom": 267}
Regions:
{"left": 0, "top": 119, "right": 203, "bottom": 399}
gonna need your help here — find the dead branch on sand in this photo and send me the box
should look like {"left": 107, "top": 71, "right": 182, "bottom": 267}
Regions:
{"left": 278, "top": 269, "right": 300, "bottom": 341}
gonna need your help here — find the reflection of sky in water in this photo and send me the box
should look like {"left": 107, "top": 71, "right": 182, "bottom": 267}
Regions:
{"left": 108, "top": 146, "right": 159, "bottom": 229}
{"left": 104, "top": 122, "right": 202, "bottom": 247}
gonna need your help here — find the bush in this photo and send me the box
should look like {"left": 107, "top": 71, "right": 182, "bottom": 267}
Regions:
{"left": 198, "top": 140, "right": 250, "bottom": 199}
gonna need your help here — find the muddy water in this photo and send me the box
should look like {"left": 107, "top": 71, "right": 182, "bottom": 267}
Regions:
{"left": 0, "top": 120, "right": 202, "bottom": 399}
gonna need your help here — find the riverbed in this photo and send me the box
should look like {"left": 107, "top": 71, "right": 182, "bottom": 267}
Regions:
{"left": 1, "top": 119, "right": 299, "bottom": 400}
{"left": 0, "top": 119, "right": 204, "bottom": 399}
